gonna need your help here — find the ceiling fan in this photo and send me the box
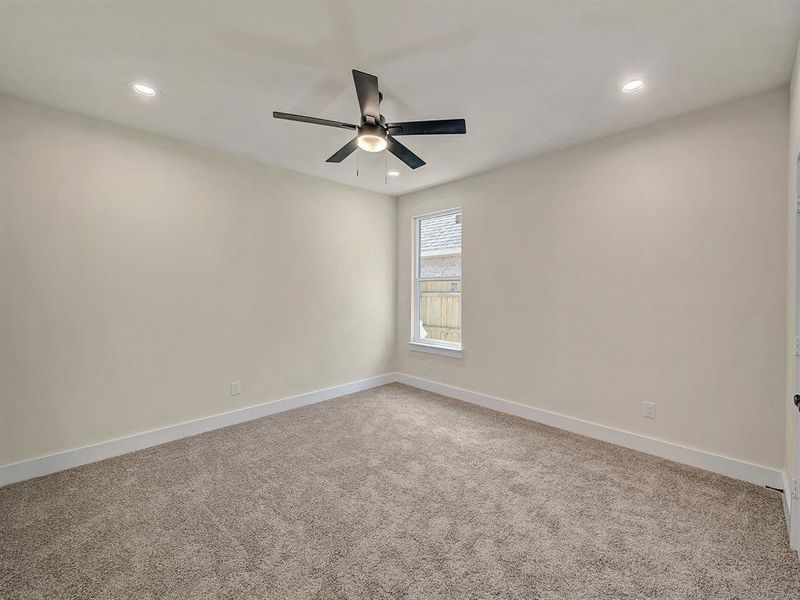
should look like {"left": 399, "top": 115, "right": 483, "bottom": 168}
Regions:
{"left": 273, "top": 70, "right": 466, "bottom": 170}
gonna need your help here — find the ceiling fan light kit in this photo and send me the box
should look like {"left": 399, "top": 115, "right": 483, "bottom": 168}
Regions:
{"left": 273, "top": 69, "right": 466, "bottom": 170}
{"left": 356, "top": 123, "right": 387, "bottom": 152}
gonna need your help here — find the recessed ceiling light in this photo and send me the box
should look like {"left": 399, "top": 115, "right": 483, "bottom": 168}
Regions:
{"left": 387, "top": 170, "right": 400, "bottom": 177}
{"left": 622, "top": 79, "right": 645, "bottom": 93}
{"left": 131, "top": 82, "right": 157, "bottom": 97}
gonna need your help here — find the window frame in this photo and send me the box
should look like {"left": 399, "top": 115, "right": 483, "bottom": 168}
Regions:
{"left": 409, "top": 207, "right": 463, "bottom": 359}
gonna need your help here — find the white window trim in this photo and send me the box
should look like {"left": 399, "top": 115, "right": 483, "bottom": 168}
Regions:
{"left": 411, "top": 207, "right": 463, "bottom": 358}
{"left": 408, "top": 341, "right": 463, "bottom": 358}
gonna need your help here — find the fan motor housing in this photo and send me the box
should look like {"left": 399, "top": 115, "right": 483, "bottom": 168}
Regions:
{"left": 358, "top": 122, "right": 386, "bottom": 138}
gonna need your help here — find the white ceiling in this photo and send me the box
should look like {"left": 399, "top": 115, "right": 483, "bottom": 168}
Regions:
{"left": 1, "top": 1, "right": 798, "bottom": 195}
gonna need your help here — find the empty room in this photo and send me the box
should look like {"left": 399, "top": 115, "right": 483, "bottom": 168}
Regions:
{"left": 2, "top": 1, "right": 800, "bottom": 598}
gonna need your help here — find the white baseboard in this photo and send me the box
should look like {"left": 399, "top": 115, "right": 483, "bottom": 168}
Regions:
{"left": 395, "top": 373, "right": 784, "bottom": 489}
{"left": 0, "top": 373, "right": 395, "bottom": 487}
{"left": 1, "top": 372, "right": 785, "bottom": 494}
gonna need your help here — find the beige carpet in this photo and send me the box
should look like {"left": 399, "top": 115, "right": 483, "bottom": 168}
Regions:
{"left": 1, "top": 383, "right": 798, "bottom": 599}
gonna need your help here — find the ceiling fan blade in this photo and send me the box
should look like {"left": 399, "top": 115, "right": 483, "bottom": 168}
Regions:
{"left": 326, "top": 138, "right": 359, "bottom": 163}
{"left": 387, "top": 136, "right": 426, "bottom": 170}
{"left": 273, "top": 111, "right": 357, "bottom": 131}
{"left": 387, "top": 119, "right": 467, "bottom": 136}
{"left": 352, "top": 69, "right": 380, "bottom": 123}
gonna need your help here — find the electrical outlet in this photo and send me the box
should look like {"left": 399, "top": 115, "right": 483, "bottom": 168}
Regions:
{"left": 642, "top": 401, "right": 656, "bottom": 419}
{"left": 426, "top": 359, "right": 435, "bottom": 370}
{"left": 230, "top": 381, "right": 241, "bottom": 396}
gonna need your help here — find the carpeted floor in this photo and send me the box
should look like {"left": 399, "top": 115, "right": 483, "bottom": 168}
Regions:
{"left": 1, "top": 383, "right": 798, "bottom": 599}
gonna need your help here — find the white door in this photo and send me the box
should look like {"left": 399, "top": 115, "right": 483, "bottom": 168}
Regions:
{"left": 793, "top": 157, "right": 800, "bottom": 552}
{"left": 794, "top": 340, "right": 800, "bottom": 550}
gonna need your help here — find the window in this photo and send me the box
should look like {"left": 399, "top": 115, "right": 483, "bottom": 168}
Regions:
{"left": 411, "top": 209, "right": 462, "bottom": 357}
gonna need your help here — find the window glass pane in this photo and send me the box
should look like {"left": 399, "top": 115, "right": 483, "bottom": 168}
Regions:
{"left": 418, "top": 280, "right": 461, "bottom": 344}
{"left": 416, "top": 210, "right": 462, "bottom": 346}
{"left": 418, "top": 212, "right": 461, "bottom": 279}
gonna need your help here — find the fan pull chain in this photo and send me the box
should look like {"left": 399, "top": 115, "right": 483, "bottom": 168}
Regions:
{"left": 356, "top": 150, "right": 359, "bottom": 177}
{"left": 384, "top": 152, "right": 387, "bottom": 184}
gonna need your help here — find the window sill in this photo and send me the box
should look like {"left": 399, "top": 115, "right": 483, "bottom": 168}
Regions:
{"left": 408, "top": 341, "right": 463, "bottom": 359}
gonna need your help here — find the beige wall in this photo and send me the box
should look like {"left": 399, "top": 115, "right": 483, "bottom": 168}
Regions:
{"left": 1, "top": 87, "right": 792, "bottom": 475}
{"left": 0, "top": 96, "right": 396, "bottom": 465}
{"left": 397, "top": 88, "right": 789, "bottom": 470}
